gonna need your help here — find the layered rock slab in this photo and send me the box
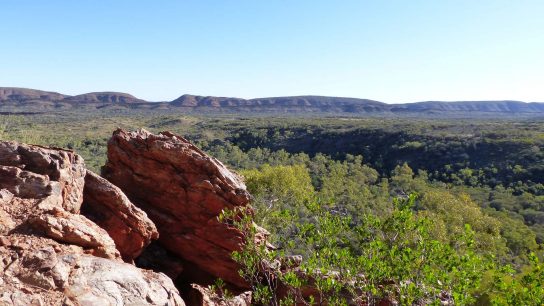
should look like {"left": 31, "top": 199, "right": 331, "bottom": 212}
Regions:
{"left": 82, "top": 170, "right": 158, "bottom": 261}
{"left": 103, "top": 129, "right": 252, "bottom": 287}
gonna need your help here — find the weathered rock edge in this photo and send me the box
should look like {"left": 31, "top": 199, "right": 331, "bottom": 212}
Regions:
{"left": 0, "top": 140, "right": 184, "bottom": 305}
{"left": 82, "top": 170, "right": 159, "bottom": 261}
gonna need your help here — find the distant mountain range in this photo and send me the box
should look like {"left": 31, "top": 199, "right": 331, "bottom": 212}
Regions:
{"left": 1, "top": 87, "right": 544, "bottom": 117}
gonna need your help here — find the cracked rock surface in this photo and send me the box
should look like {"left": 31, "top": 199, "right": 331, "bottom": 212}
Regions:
{"left": 0, "top": 140, "right": 184, "bottom": 305}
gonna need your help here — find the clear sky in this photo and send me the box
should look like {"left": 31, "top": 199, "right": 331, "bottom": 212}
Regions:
{"left": 1, "top": 1, "right": 543, "bottom": 102}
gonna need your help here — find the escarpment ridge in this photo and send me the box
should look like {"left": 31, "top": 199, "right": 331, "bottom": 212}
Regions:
{"left": 2, "top": 87, "right": 544, "bottom": 116}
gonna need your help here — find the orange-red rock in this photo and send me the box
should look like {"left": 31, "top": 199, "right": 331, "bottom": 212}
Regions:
{"left": 0, "top": 139, "right": 185, "bottom": 305}
{"left": 0, "top": 141, "right": 120, "bottom": 260}
{"left": 0, "top": 235, "right": 184, "bottom": 306}
{"left": 103, "top": 129, "right": 252, "bottom": 288}
{"left": 30, "top": 208, "right": 120, "bottom": 259}
{"left": 82, "top": 170, "right": 159, "bottom": 261}
{"left": 0, "top": 141, "right": 85, "bottom": 213}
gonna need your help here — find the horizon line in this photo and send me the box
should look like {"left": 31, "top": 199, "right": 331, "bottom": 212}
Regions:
{"left": 1, "top": 86, "right": 542, "bottom": 104}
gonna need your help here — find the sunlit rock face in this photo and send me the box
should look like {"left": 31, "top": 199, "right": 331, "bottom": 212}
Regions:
{"left": 103, "top": 129, "right": 252, "bottom": 288}
{"left": 0, "top": 140, "right": 184, "bottom": 306}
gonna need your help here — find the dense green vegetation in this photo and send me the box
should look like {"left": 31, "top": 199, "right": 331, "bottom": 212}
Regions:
{"left": 1, "top": 111, "right": 543, "bottom": 304}
{"left": 233, "top": 162, "right": 543, "bottom": 304}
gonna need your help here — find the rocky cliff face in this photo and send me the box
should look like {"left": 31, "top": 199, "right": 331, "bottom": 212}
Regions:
{"left": 0, "top": 130, "right": 257, "bottom": 305}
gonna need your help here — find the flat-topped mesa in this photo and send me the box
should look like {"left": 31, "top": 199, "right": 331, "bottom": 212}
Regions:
{"left": 63, "top": 92, "right": 145, "bottom": 104}
{"left": 103, "top": 128, "right": 252, "bottom": 288}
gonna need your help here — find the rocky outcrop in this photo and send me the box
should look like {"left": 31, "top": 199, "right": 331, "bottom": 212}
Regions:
{"left": 0, "top": 142, "right": 116, "bottom": 258}
{"left": 0, "top": 141, "right": 86, "bottom": 213}
{"left": 0, "top": 132, "right": 273, "bottom": 305}
{"left": 103, "top": 129, "right": 252, "bottom": 288}
{"left": 0, "top": 87, "right": 67, "bottom": 102}
{"left": 0, "top": 235, "right": 184, "bottom": 306}
{"left": 0, "top": 140, "right": 184, "bottom": 305}
{"left": 82, "top": 170, "right": 158, "bottom": 261}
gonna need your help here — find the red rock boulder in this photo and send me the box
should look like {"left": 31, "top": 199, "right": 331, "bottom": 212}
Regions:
{"left": 103, "top": 129, "right": 252, "bottom": 288}
{"left": 82, "top": 170, "right": 159, "bottom": 261}
{"left": 0, "top": 141, "right": 85, "bottom": 213}
{"left": 0, "top": 140, "right": 185, "bottom": 305}
{"left": 0, "top": 141, "right": 118, "bottom": 259}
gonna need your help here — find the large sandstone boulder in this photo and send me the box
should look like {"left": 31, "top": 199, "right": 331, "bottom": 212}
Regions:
{"left": 82, "top": 170, "right": 159, "bottom": 261}
{"left": 103, "top": 129, "right": 252, "bottom": 288}
{"left": 0, "top": 140, "right": 184, "bottom": 305}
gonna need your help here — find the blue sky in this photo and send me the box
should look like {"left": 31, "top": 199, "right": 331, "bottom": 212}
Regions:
{"left": 1, "top": 1, "right": 543, "bottom": 102}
